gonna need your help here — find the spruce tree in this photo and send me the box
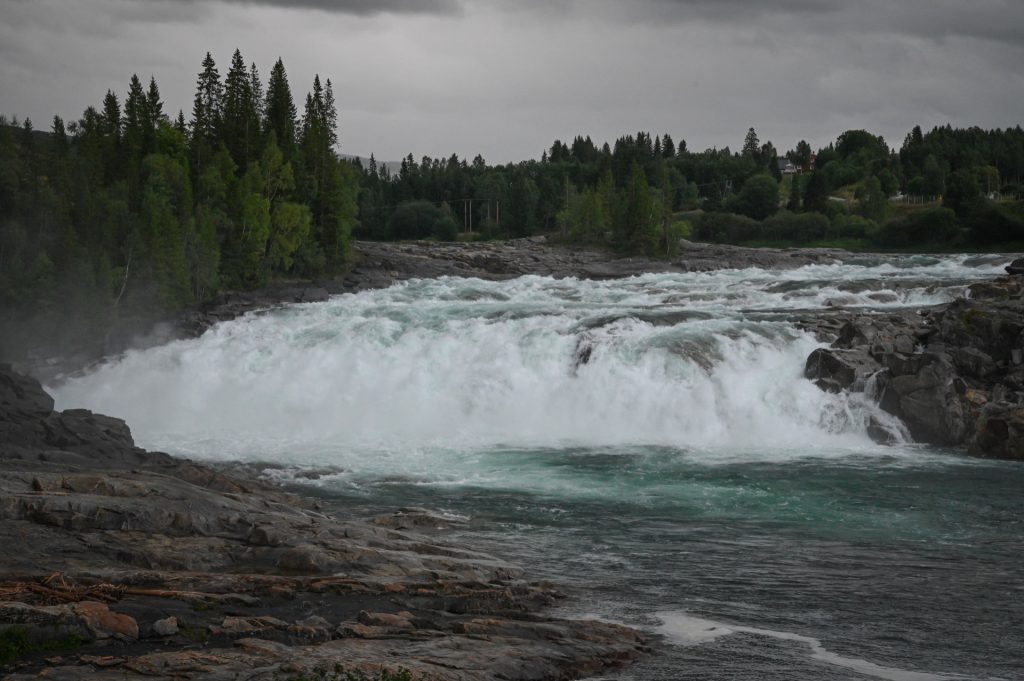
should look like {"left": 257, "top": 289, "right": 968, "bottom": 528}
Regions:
{"left": 123, "top": 74, "right": 148, "bottom": 192}
{"left": 742, "top": 127, "right": 760, "bottom": 158}
{"left": 145, "top": 77, "right": 165, "bottom": 154}
{"left": 101, "top": 91, "right": 121, "bottom": 139}
{"left": 264, "top": 58, "right": 297, "bottom": 159}
{"left": 100, "top": 91, "right": 122, "bottom": 181}
{"left": 190, "top": 52, "right": 222, "bottom": 171}
{"left": 222, "top": 48, "right": 258, "bottom": 170}
{"left": 662, "top": 134, "right": 675, "bottom": 158}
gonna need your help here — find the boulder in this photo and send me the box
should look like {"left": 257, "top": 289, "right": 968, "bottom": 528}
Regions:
{"left": 1004, "top": 258, "right": 1024, "bottom": 275}
{"left": 874, "top": 359, "right": 967, "bottom": 445}
{"left": 152, "top": 617, "right": 178, "bottom": 637}
{"left": 804, "top": 348, "right": 881, "bottom": 393}
{"left": 968, "top": 403, "right": 1024, "bottom": 460}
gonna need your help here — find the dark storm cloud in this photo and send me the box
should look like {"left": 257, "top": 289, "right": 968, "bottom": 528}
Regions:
{"left": 151, "top": 0, "right": 462, "bottom": 16}
{"left": 1, "top": 0, "right": 1022, "bottom": 162}
{"left": 497, "top": 0, "right": 1024, "bottom": 46}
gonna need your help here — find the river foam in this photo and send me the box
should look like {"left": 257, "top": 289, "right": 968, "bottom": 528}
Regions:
{"left": 52, "top": 255, "right": 1007, "bottom": 473}
{"left": 655, "top": 611, "right": 972, "bottom": 681}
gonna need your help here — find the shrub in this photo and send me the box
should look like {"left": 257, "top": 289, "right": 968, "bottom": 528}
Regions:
{"left": 761, "top": 211, "right": 830, "bottom": 242}
{"left": 961, "top": 199, "right": 1024, "bottom": 244}
{"left": 694, "top": 212, "right": 759, "bottom": 243}
{"left": 387, "top": 201, "right": 444, "bottom": 240}
{"left": 831, "top": 214, "right": 876, "bottom": 239}
{"left": 874, "top": 207, "right": 962, "bottom": 247}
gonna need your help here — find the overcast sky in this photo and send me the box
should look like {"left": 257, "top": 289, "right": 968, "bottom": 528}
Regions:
{"left": 1, "top": 0, "right": 1022, "bottom": 163}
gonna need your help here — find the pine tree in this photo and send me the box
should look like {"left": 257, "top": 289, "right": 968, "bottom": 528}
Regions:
{"left": 123, "top": 74, "right": 149, "bottom": 192}
{"left": 100, "top": 91, "right": 123, "bottom": 181}
{"left": 742, "top": 127, "right": 760, "bottom": 158}
{"left": 123, "top": 74, "right": 147, "bottom": 159}
{"left": 174, "top": 110, "right": 187, "bottom": 136}
{"left": 662, "top": 134, "right": 675, "bottom": 158}
{"left": 190, "top": 52, "right": 222, "bottom": 168}
{"left": 264, "top": 58, "right": 297, "bottom": 159}
{"left": 145, "top": 77, "right": 165, "bottom": 154}
{"left": 222, "top": 48, "right": 259, "bottom": 170}
{"left": 101, "top": 91, "right": 122, "bottom": 139}
{"left": 146, "top": 77, "right": 164, "bottom": 128}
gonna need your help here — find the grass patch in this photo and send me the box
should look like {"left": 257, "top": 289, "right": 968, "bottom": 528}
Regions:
{"left": 0, "top": 627, "right": 87, "bottom": 666}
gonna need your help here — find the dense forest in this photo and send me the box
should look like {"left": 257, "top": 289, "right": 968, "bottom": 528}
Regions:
{"left": 354, "top": 125, "right": 1024, "bottom": 254}
{"left": 1, "top": 50, "right": 357, "bottom": 360}
{"left": 2, "top": 48, "right": 1024, "bottom": 361}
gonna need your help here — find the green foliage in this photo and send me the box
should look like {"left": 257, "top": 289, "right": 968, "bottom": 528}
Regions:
{"left": 960, "top": 199, "right": 1024, "bottom": 244}
{"left": 831, "top": 213, "right": 876, "bottom": 239}
{"left": 761, "top": 211, "right": 830, "bottom": 242}
{"left": 803, "top": 172, "right": 830, "bottom": 214}
{"left": 388, "top": 201, "right": 444, "bottom": 240}
{"left": 874, "top": 207, "right": 962, "bottom": 248}
{"left": 0, "top": 627, "right": 29, "bottom": 665}
{"left": 694, "top": 212, "right": 759, "bottom": 243}
{"left": 943, "top": 169, "right": 980, "bottom": 215}
{"left": 856, "top": 176, "right": 888, "bottom": 222}
{"left": 0, "top": 626, "right": 87, "bottom": 666}
{"left": 269, "top": 201, "right": 312, "bottom": 271}
{"left": 432, "top": 203, "right": 458, "bottom": 241}
{"left": 726, "top": 174, "right": 780, "bottom": 221}
{"left": 613, "top": 161, "right": 660, "bottom": 253}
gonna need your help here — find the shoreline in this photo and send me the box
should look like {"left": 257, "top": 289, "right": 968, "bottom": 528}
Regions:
{"left": 0, "top": 364, "right": 649, "bottom": 680}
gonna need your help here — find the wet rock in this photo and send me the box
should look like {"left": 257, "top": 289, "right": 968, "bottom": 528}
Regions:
{"left": 801, "top": 274, "right": 1024, "bottom": 459}
{"left": 804, "top": 348, "right": 880, "bottom": 393}
{"left": 969, "top": 403, "right": 1024, "bottom": 460}
{"left": 0, "top": 365, "right": 646, "bottom": 680}
{"left": 0, "top": 363, "right": 55, "bottom": 415}
{"left": 1004, "top": 257, "right": 1024, "bottom": 275}
{"left": 876, "top": 359, "right": 967, "bottom": 445}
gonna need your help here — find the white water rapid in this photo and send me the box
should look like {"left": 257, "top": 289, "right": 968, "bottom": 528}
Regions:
{"left": 52, "top": 255, "right": 1008, "bottom": 473}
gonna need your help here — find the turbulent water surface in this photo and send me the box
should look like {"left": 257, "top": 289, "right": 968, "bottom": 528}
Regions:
{"left": 55, "top": 254, "right": 1024, "bottom": 680}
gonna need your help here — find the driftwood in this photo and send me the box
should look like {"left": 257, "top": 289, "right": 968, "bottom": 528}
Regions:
{"left": 0, "top": 572, "right": 125, "bottom": 605}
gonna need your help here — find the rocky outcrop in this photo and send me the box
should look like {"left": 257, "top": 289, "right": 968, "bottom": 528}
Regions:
{"left": 0, "top": 365, "right": 647, "bottom": 679}
{"left": 804, "top": 274, "right": 1024, "bottom": 459}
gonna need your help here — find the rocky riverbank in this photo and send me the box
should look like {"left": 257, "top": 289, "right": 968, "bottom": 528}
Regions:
{"left": 0, "top": 365, "right": 648, "bottom": 680}
{"left": 803, "top": 264, "right": 1024, "bottom": 459}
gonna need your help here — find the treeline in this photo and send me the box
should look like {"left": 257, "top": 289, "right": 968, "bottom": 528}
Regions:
{"left": 356, "top": 125, "right": 1024, "bottom": 252}
{"left": 1, "top": 49, "right": 357, "bottom": 358}
{"left": 4, "top": 48, "right": 1024, "bottom": 360}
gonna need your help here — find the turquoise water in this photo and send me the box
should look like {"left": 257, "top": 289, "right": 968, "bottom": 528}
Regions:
{"left": 324, "top": 448, "right": 1023, "bottom": 680}
{"left": 54, "top": 254, "right": 1024, "bottom": 679}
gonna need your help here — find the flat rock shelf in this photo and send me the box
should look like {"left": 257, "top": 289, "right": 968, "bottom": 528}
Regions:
{"left": 0, "top": 364, "right": 648, "bottom": 680}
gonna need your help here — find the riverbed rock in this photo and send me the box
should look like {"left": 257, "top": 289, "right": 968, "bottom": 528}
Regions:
{"left": 0, "top": 364, "right": 647, "bottom": 680}
{"left": 1004, "top": 257, "right": 1024, "bottom": 275}
{"left": 804, "top": 347, "right": 881, "bottom": 393}
{"left": 804, "top": 273, "right": 1024, "bottom": 459}
{"left": 968, "top": 402, "right": 1024, "bottom": 460}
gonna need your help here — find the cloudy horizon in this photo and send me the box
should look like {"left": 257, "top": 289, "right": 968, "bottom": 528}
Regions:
{"left": 1, "top": 0, "right": 1022, "bottom": 163}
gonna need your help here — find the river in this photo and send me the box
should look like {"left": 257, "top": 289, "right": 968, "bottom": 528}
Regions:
{"left": 53, "top": 254, "right": 1024, "bottom": 680}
